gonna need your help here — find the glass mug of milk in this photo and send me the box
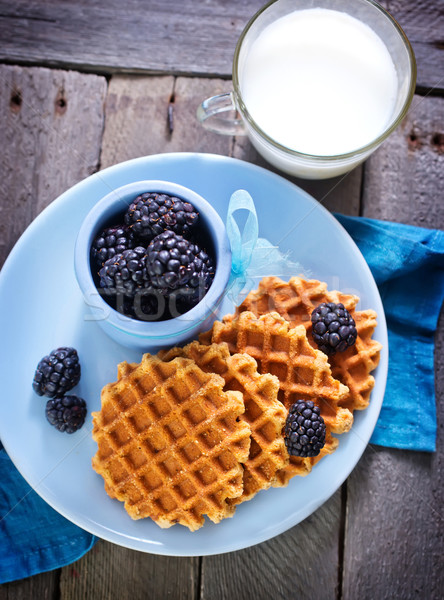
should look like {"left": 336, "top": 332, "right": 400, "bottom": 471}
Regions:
{"left": 197, "top": 0, "right": 416, "bottom": 179}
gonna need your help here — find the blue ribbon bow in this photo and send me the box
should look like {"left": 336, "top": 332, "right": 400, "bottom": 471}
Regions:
{"left": 226, "top": 189, "right": 303, "bottom": 304}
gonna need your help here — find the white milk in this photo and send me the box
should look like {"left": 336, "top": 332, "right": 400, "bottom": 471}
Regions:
{"left": 240, "top": 8, "right": 398, "bottom": 157}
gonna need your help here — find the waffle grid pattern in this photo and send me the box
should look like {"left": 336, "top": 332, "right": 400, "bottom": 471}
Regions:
{"left": 205, "top": 312, "right": 352, "bottom": 431}
{"left": 238, "top": 276, "right": 358, "bottom": 326}
{"left": 329, "top": 309, "right": 382, "bottom": 411}
{"left": 237, "top": 276, "right": 382, "bottom": 412}
{"left": 92, "top": 355, "right": 251, "bottom": 530}
{"left": 201, "top": 311, "right": 353, "bottom": 485}
{"left": 161, "top": 341, "right": 288, "bottom": 504}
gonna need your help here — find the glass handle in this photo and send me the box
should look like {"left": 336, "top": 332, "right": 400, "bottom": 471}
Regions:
{"left": 197, "top": 92, "right": 246, "bottom": 136}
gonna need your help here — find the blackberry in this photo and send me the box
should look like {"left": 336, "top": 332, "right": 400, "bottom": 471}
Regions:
{"left": 120, "top": 286, "right": 166, "bottom": 321}
{"left": 311, "top": 302, "right": 357, "bottom": 355}
{"left": 146, "top": 230, "right": 214, "bottom": 302}
{"left": 91, "top": 225, "right": 135, "bottom": 268}
{"left": 124, "top": 192, "right": 199, "bottom": 241}
{"left": 45, "top": 395, "right": 87, "bottom": 433}
{"left": 167, "top": 287, "right": 201, "bottom": 318}
{"left": 284, "top": 400, "right": 326, "bottom": 458}
{"left": 33, "top": 347, "right": 81, "bottom": 398}
{"left": 98, "top": 246, "right": 149, "bottom": 296}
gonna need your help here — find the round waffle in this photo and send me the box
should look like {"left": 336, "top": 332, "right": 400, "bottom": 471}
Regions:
{"left": 160, "top": 341, "right": 288, "bottom": 504}
{"left": 92, "top": 354, "right": 251, "bottom": 530}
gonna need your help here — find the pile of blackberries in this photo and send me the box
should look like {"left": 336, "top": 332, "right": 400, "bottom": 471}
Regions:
{"left": 91, "top": 192, "right": 215, "bottom": 321}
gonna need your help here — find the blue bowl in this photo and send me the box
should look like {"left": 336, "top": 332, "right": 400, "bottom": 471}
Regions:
{"left": 74, "top": 180, "right": 232, "bottom": 351}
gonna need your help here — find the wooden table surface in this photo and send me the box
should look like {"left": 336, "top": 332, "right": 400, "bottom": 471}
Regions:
{"left": 0, "top": 1, "right": 443, "bottom": 598}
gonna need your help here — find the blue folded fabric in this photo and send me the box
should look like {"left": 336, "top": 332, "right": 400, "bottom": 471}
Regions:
{"left": 0, "top": 444, "right": 96, "bottom": 584}
{"left": 336, "top": 215, "right": 444, "bottom": 453}
{"left": 1, "top": 214, "right": 443, "bottom": 584}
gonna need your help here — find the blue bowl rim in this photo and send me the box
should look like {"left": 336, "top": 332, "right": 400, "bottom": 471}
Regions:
{"left": 74, "top": 180, "right": 232, "bottom": 339}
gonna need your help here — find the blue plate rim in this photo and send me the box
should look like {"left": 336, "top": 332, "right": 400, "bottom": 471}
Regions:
{"left": 0, "top": 152, "right": 388, "bottom": 556}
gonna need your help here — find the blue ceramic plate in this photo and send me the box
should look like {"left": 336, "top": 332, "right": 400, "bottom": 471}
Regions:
{"left": 0, "top": 153, "right": 388, "bottom": 555}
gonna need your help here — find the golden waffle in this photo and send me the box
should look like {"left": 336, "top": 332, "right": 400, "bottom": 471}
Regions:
{"left": 237, "top": 276, "right": 382, "bottom": 412}
{"left": 201, "top": 311, "right": 353, "bottom": 486}
{"left": 160, "top": 341, "right": 288, "bottom": 504}
{"left": 91, "top": 355, "right": 251, "bottom": 531}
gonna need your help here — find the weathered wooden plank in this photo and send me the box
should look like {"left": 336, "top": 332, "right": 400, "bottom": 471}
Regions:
{"left": 201, "top": 491, "right": 342, "bottom": 600}
{"left": 100, "top": 75, "right": 176, "bottom": 169}
{"left": 342, "top": 94, "right": 444, "bottom": 599}
{"left": 380, "top": 0, "right": 444, "bottom": 92}
{"left": 0, "top": 571, "right": 58, "bottom": 600}
{"left": 59, "top": 540, "right": 199, "bottom": 600}
{"left": 0, "top": 64, "right": 107, "bottom": 265}
{"left": 0, "top": 0, "right": 440, "bottom": 90}
{"left": 100, "top": 75, "right": 232, "bottom": 169}
{"left": 169, "top": 77, "right": 233, "bottom": 155}
{"left": 362, "top": 94, "right": 444, "bottom": 224}
{"left": 0, "top": 0, "right": 262, "bottom": 76}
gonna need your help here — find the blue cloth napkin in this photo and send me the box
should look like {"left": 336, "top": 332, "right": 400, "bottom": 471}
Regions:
{"left": 1, "top": 213, "right": 443, "bottom": 585}
{"left": 336, "top": 215, "right": 444, "bottom": 453}
{"left": 0, "top": 444, "right": 96, "bottom": 584}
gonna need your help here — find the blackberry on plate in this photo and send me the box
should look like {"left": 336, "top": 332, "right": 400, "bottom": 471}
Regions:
{"left": 91, "top": 225, "right": 135, "bottom": 268}
{"left": 124, "top": 192, "right": 199, "bottom": 241}
{"left": 98, "top": 246, "right": 149, "bottom": 296}
{"left": 33, "top": 347, "right": 81, "bottom": 398}
{"left": 45, "top": 395, "right": 87, "bottom": 433}
{"left": 311, "top": 302, "right": 357, "bottom": 355}
{"left": 284, "top": 400, "right": 326, "bottom": 458}
{"left": 146, "top": 230, "right": 214, "bottom": 303}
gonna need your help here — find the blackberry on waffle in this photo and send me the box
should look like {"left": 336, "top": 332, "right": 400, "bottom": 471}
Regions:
{"left": 200, "top": 311, "right": 353, "bottom": 486}
{"left": 237, "top": 276, "right": 382, "bottom": 412}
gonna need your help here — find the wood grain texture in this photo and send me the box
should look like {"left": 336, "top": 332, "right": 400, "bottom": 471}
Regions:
{"left": 0, "top": 0, "right": 440, "bottom": 90}
{"left": 0, "top": 65, "right": 107, "bottom": 265}
{"left": 100, "top": 75, "right": 232, "bottom": 169}
{"left": 0, "top": 0, "right": 262, "bottom": 76}
{"left": 201, "top": 491, "right": 342, "bottom": 600}
{"left": 0, "top": 571, "right": 58, "bottom": 600}
{"left": 59, "top": 541, "right": 199, "bottom": 600}
{"left": 362, "top": 95, "right": 444, "bottom": 225}
{"left": 100, "top": 75, "right": 175, "bottom": 169}
{"left": 342, "top": 94, "right": 444, "bottom": 599}
{"left": 380, "top": 0, "right": 444, "bottom": 92}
